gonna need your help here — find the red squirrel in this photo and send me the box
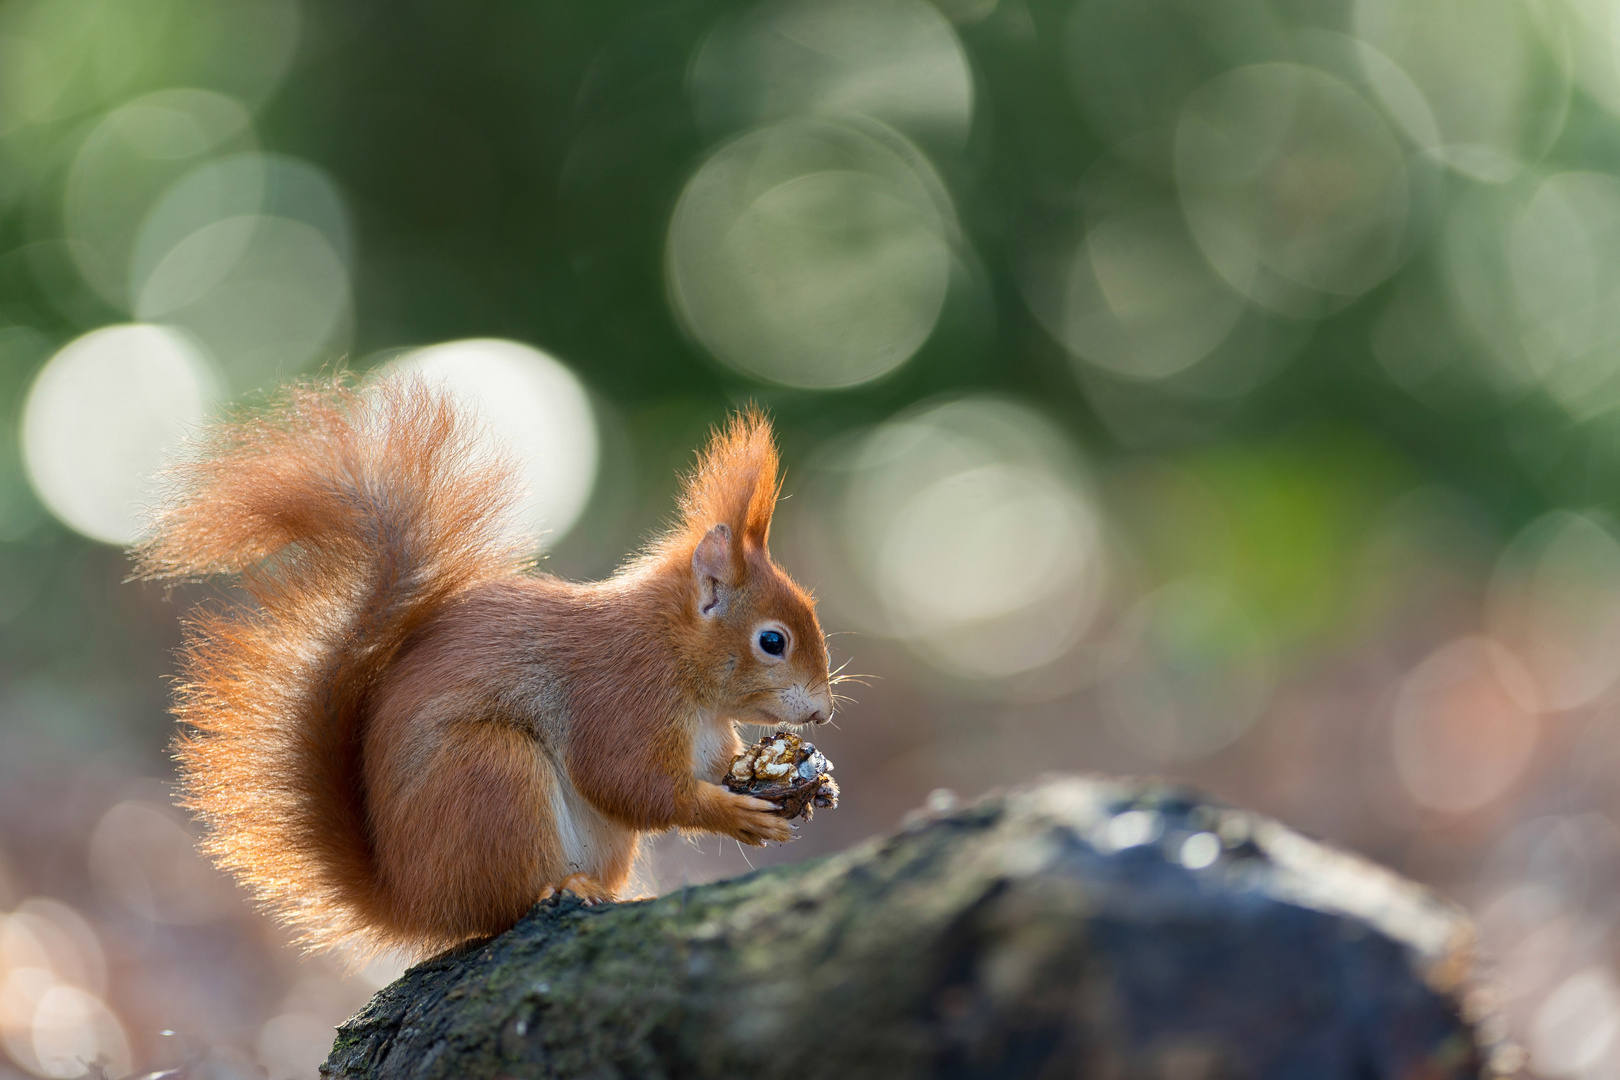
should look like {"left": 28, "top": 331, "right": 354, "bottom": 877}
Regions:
{"left": 133, "top": 376, "right": 833, "bottom": 957}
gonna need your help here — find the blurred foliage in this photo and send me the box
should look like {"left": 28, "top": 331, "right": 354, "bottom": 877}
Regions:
{"left": 3, "top": 0, "right": 1620, "bottom": 756}
{"left": 0, "top": 0, "right": 1613, "bottom": 566}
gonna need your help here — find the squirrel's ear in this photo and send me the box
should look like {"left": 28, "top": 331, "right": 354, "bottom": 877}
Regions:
{"left": 692, "top": 523, "right": 734, "bottom": 617}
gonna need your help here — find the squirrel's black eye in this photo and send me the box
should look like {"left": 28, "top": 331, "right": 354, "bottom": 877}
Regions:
{"left": 758, "top": 630, "right": 787, "bottom": 656}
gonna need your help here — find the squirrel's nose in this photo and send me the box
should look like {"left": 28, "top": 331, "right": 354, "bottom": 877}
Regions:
{"left": 784, "top": 683, "right": 834, "bottom": 725}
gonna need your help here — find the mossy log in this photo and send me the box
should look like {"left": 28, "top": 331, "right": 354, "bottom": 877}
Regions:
{"left": 322, "top": 776, "right": 1505, "bottom": 1080}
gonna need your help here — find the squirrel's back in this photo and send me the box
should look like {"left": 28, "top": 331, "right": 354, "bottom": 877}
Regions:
{"left": 134, "top": 378, "right": 529, "bottom": 954}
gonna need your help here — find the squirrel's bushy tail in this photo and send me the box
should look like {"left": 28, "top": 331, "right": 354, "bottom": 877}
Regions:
{"left": 134, "top": 377, "right": 528, "bottom": 955}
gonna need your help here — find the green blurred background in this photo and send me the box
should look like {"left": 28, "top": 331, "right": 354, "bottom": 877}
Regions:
{"left": 1, "top": 0, "right": 1618, "bottom": 1075}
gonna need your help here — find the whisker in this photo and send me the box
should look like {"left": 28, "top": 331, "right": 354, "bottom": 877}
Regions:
{"left": 830, "top": 672, "right": 877, "bottom": 687}
{"left": 827, "top": 658, "right": 874, "bottom": 685}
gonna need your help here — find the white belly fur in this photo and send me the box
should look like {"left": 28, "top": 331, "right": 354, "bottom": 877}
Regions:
{"left": 546, "top": 770, "right": 636, "bottom": 878}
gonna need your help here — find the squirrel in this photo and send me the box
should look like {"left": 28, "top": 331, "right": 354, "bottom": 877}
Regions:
{"left": 132, "top": 376, "right": 834, "bottom": 958}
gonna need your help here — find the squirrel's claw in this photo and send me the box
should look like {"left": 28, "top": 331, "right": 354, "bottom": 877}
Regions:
{"left": 555, "top": 873, "right": 617, "bottom": 905}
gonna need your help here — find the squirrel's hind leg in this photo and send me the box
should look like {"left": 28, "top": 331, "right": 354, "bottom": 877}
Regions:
{"left": 366, "top": 718, "right": 561, "bottom": 946}
{"left": 538, "top": 835, "right": 639, "bottom": 905}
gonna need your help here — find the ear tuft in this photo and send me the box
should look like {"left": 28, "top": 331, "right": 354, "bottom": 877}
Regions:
{"left": 676, "top": 407, "right": 780, "bottom": 549}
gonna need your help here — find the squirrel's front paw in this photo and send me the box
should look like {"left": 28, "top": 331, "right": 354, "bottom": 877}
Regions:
{"left": 724, "top": 793, "right": 796, "bottom": 845}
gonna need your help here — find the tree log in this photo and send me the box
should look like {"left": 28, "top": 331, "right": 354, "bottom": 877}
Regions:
{"left": 322, "top": 776, "right": 1507, "bottom": 1080}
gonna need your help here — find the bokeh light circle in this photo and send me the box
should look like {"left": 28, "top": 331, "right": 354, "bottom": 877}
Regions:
{"left": 1175, "top": 63, "right": 1410, "bottom": 315}
{"left": 1390, "top": 636, "right": 1539, "bottom": 815}
{"left": 62, "top": 97, "right": 352, "bottom": 392}
{"left": 27, "top": 985, "right": 131, "bottom": 1079}
{"left": 1555, "top": 0, "right": 1620, "bottom": 126}
{"left": 1443, "top": 173, "right": 1620, "bottom": 417}
{"left": 136, "top": 215, "right": 351, "bottom": 391}
{"left": 1056, "top": 204, "right": 1248, "bottom": 380}
{"left": 0, "top": 899, "right": 129, "bottom": 1079}
{"left": 667, "top": 117, "right": 954, "bottom": 389}
{"left": 1510, "top": 173, "right": 1620, "bottom": 416}
{"left": 87, "top": 801, "right": 234, "bottom": 925}
{"left": 0, "top": 0, "right": 299, "bottom": 131}
{"left": 64, "top": 89, "right": 255, "bottom": 308}
{"left": 130, "top": 152, "right": 353, "bottom": 303}
{"left": 0, "top": 0, "right": 160, "bottom": 131}
{"left": 1530, "top": 966, "right": 1620, "bottom": 1076}
{"left": 692, "top": 0, "right": 973, "bottom": 149}
{"left": 123, "top": 152, "right": 353, "bottom": 392}
{"left": 1488, "top": 510, "right": 1620, "bottom": 712}
{"left": 1353, "top": 0, "right": 1570, "bottom": 180}
{"left": 833, "top": 396, "right": 1106, "bottom": 677}
{"left": 1440, "top": 181, "right": 1542, "bottom": 399}
{"left": 21, "top": 324, "right": 219, "bottom": 546}
{"left": 380, "top": 339, "right": 599, "bottom": 549}
{"left": 0, "top": 901, "right": 106, "bottom": 994}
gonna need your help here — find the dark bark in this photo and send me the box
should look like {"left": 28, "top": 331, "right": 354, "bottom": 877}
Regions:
{"left": 323, "top": 775, "right": 1505, "bottom": 1080}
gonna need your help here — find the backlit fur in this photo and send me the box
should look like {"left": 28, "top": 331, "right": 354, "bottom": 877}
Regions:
{"left": 134, "top": 379, "right": 831, "bottom": 957}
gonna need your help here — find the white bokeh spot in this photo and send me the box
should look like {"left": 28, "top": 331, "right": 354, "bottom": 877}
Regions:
{"left": 21, "top": 324, "right": 219, "bottom": 546}
{"left": 380, "top": 339, "right": 599, "bottom": 550}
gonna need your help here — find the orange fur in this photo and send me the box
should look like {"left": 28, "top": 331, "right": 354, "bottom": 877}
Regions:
{"left": 134, "top": 378, "right": 832, "bottom": 957}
